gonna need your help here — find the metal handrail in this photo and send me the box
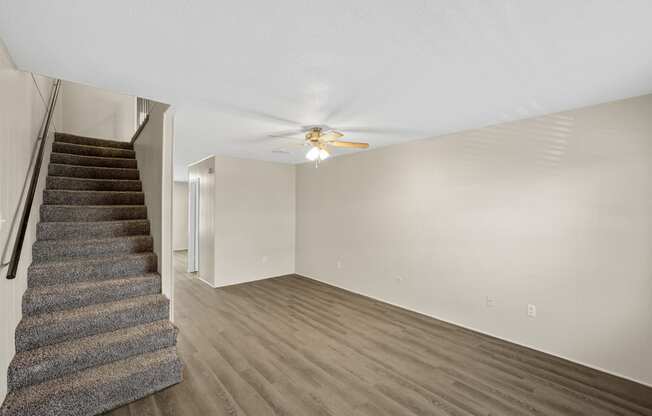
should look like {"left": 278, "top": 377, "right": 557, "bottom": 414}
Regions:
{"left": 5, "top": 79, "right": 61, "bottom": 279}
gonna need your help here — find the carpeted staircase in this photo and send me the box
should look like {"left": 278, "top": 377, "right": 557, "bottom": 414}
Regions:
{"left": 1, "top": 133, "right": 183, "bottom": 416}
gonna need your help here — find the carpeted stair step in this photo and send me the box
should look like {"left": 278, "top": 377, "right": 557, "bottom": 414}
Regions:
{"left": 50, "top": 152, "right": 137, "bottom": 169}
{"left": 41, "top": 205, "right": 147, "bottom": 222}
{"left": 52, "top": 142, "right": 135, "bottom": 159}
{"left": 28, "top": 253, "right": 157, "bottom": 287}
{"left": 49, "top": 164, "right": 139, "bottom": 180}
{"left": 54, "top": 133, "right": 133, "bottom": 150}
{"left": 7, "top": 320, "right": 176, "bottom": 390}
{"left": 15, "top": 294, "right": 169, "bottom": 352}
{"left": 0, "top": 347, "right": 182, "bottom": 416}
{"left": 46, "top": 176, "right": 142, "bottom": 191}
{"left": 32, "top": 235, "right": 153, "bottom": 262}
{"left": 44, "top": 190, "right": 145, "bottom": 205}
{"left": 37, "top": 220, "right": 150, "bottom": 241}
{"left": 22, "top": 274, "right": 161, "bottom": 316}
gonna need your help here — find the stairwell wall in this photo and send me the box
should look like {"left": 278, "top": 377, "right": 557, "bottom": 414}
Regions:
{"left": 134, "top": 102, "right": 175, "bottom": 319}
{"left": 0, "top": 39, "right": 61, "bottom": 402}
{"left": 60, "top": 80, "right": 136, "bottom": 142}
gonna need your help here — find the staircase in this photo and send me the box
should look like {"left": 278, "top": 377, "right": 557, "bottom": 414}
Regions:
{"left": 1, "top": 133, "right": 183, "bottom": 416}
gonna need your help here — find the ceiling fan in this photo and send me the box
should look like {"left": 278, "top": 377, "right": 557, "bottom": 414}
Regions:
{"left": 302, "top": 127, "right": 369, "bottom": 162}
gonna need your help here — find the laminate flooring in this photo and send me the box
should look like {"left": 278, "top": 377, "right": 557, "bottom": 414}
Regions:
{"left": 106, "top": 252, "right": 652, "bottom": 415}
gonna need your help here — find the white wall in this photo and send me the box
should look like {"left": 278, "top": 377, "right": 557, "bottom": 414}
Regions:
{"left": 0, "top": 40, "right": 59, "bottom": 402}
{"left": 295, "top": 94, "right": 652, "bottom": 387}
{"left": 134, "top": 102, "right": 175, "bottom": 314}
{"left": 212, "top": 156, "right": 295, "bottom": 287}
{"left": 60, "top": 80, "right": 135, "bottom": 141}
{"left": 188, "top": 157, "right": 215, "bottom": 286}
{"left": 172, "top": 181, "right": 188, "bottom": 251}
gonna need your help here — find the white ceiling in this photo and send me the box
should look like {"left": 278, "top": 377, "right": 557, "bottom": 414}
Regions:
{"left": 2, "top": 1, "right": 652, "bottom": 180}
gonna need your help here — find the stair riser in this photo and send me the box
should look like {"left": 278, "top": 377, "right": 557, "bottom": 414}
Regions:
{"left": 15, "top": 300, "right": 169, "bottom": 351}
{"left": 55, "top": 133, "right": 134, "bottom": 150}
{"left": 37, "top": 220, "right": 150, "bottom": 241}
{"left": 28, "top": 255, "right": 157, "bottom": 287}
{"left": 41, "top": 205, "right": 147, "bottom": 222}
{"left": 8, "top": 324, "right": 176, "bottom": 390}
{"left": 52, "top": 142, "right": 135, "bottom": 159}
{"left": 0, "top": 349, "right": 182, "bottom": 416}
{"left": 49, "top": 164, "right": 139, "bottom": 180}
{"left": 43, "top": 190, "right": 145, "bottom": 206}
{"left": 32, "top": 237, "right": 153, "bottom": 262}
{"left": 46, "top": 176, "right": 142, "bottom": 191}
{"left": 50, "top": 152, "right": 137, "bottom": 169}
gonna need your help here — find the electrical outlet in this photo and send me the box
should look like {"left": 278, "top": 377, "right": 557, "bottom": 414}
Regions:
{"left": 395, "top": 275, "right": 404, "bottom": 283}
{"left": 337, "top": 260, "right": 342, "bottom": 269}
{"left": 261, "top": 256, "right": 269, "bottom": 264}
{"left": 527, "top": 304, "right": 537, "bottom": 318}
{"left": 486, "top": 296, "right": 496, "bottom": 307}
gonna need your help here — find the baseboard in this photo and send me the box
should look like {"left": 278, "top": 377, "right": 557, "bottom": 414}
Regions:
{"left": 197, "top": 276, "right": 217, "bottom": 288}
{"left": 296, "top": 272, "right": 652, "bottom": 390}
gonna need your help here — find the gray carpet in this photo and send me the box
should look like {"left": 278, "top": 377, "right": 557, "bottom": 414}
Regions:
{"left": 0, "top": 133, "right": 183, "bottom": 416}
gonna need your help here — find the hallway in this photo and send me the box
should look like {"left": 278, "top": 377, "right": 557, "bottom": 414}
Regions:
{"left": 107, "top": 252, "right": 652, "bottom": 416}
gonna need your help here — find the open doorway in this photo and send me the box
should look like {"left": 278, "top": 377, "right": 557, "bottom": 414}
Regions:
{"left": 187, "top": 177, "right": 199, "bottom": 273}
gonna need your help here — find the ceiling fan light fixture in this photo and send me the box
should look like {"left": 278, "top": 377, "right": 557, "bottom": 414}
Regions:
{"left": 306, "top": 146, "right": 320, "bottom": 161}
{"left": 319, "top": 148, "right": 330, "bottom": 160}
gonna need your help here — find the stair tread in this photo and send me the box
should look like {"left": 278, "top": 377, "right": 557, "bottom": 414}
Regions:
{"left": 23, "top": 274, "right": 161, "bottom": 316}
{"left": 55, "top": 132, "right": 134, "bottom": 149}
{"left": 50, "top": 152, "right": 137, "bottom": 169}
{"left": 44, "top": 189, "right": 144, "bottom": 195}
{"left": 49, "top": 163, "right": 138, "bottom": 172}
{"left": 51, "top": 152, "right": 134, "bottom": 161}
{"left": 29, "top": 251, "right": 155, "bottom": 268}
{"left": 25, "top": 274, "right": 160, "bottom": 297}
{"left": 17, "top": 294, "right": 166, "bottom": 329}
{"left": 1, "top": 348, "right": 182, "bottom": 416}
{"left": 32, "top": 235, "right": 154, "bottom": 263}
{"left": 43, "top": 190, "right": 146, "bottom": 206}
{"left": 37, "top": 220, "right": 151, "bottom": 241}
{"left": 52, "top": 142, "right": 136, "bottom": 159}
{"left": 47, "top": 176, "right": 141, "bottom": 183}
{"left": 10, "top": 320, "right": 175, "bottom": 375}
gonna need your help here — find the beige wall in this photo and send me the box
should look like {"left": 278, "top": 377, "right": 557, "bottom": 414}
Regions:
{"left": 295, "top": 94, "right": 652, "bottom": 386}
{"left": 188, "top": 157, "right": 215, "bottom": 286}
{"left": 212, "top": 156, "right": 295, "bottom": 286}
{"left": 134, "top": 102, "right": 175, "bottom": 314}
{"left": 173, "top": 181, "right": 189, "bottom": 251}
{"left": 0, "top": 40, "right": 59, "bottom": 402}
{"left": 60, "top": 80, "right": 135, "bottom": 141}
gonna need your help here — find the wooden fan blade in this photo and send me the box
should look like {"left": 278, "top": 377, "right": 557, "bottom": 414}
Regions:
{"left": 329, "top": 141, "right": 369, "bottom": 149}
{"left": 319, "top": 131, "right": 344, "bottom": 142}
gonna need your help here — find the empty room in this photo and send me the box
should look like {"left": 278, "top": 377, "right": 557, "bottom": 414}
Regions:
{"left": 1, "top": 2, "right": 651, "bottom": 415}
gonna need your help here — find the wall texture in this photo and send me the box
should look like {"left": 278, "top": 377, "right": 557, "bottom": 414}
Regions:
{"left": 134, "top": 102, "right": 174, "bottom": 313}
{"left": 295, "top": 94, "right": 652, "bottom": 386}
{"left": 0, "top": 40, "right": 59, "bottom": 402}
{"left": 172, "top": 181, "right": 188, "bottom": 251}
{"left": 60, "top": 80, "right": 135, "bottom": 141}
{"left": 212, "top": 156, "right": 296, "bottom": 287}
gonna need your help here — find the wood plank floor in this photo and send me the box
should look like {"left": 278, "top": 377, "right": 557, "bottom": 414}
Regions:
{"left": 106, "top": 252, "right": 652, "bottom": 415}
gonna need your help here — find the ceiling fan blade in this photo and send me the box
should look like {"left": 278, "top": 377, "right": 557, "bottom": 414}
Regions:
{"left": 268, "top": 129, "right": 307, "bottom": 138}
{"left": 329, "top": 141, "right": 369, "bottom": 149}
{"left": 339, "top": 127, "right": 425, "bottom": 136}
{"left": 319, "top": 131, "right": 344, "bottom": 142}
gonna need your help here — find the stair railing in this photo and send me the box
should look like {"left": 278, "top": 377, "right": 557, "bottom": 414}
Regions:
{"left": 3, "top": 79, "right": 61, "bottom": 279}
{"left": 131, "top": 97, "right": 153, "bottom": 144}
